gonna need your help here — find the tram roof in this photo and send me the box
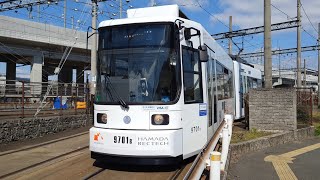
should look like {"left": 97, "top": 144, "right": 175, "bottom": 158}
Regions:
{"left": 99, "top": 5, "right": 189, "bottom": 28}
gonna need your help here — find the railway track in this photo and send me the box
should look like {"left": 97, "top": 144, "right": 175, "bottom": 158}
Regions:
{"left": 1, "top": 146, "right": 89, "bottom": 179}
{"left": 1, "top": 131, "right": 196, "bottom": 180}
{"left": 0, "top": 131, "right": 88, "bottom": 157}
{"left": 0, "top": 132, "right": 89, "bottom": 180}
{"left": 82, "top": 168, "right": 106, "bottom": 180}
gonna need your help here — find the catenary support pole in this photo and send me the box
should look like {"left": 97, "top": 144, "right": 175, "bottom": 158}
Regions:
{"left": 279, "top": 47, "right": 281, "bottom": 79}
{"left": 120, "top": 0, "right": 122, "bottom": 18}
{"left": 90, "top": 0, "right": 98, "bottom": 95}
{"left": 297, "top": 0, "right": 302, "bottom": 87}
{"left": 318, "top": 23, "right": 320, "bottom": 102}
{"left": 264, "top": 0, "right": 272, "bottom": 88}
{"left": 304, "top": 59, "right": 306, "bottom": 87}
{"left": 229, "top": 16, "right": 232, "bottom": 55}
{"left": 64, "top": 0, "right": 67, "bottom": 28}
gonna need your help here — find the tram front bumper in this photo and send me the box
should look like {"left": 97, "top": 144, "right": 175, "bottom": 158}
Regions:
{"left": 89, "top": 127, "right": 183, "bottom": 157}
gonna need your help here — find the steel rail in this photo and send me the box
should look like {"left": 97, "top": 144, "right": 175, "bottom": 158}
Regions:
{"left": 82, "top": 168, "right": 106, "bottom": 180}
{"left": 0, "top": 131, "right": 88, "bottom": 157}
{"left": 0, "top": 146, "right": 88, "bottom": 179}
{"left": 169, "top": 164, "right": 187, "bottom": 180}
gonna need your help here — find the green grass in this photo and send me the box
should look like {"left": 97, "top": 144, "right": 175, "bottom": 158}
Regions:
{"left": 231, "top": 128, "right": 273, "bottom": 144}
{"left": 315, "top": 122, "right": 320, "bottom": 136}
{"left": 313, "top": 112, "right": 320, "bottom": 121}
{"left": 313, "top": 111, "right": 320, "bottom": 136}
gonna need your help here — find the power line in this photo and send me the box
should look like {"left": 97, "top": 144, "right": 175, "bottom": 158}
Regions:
{"left": 195, "top": 0, "right": 229, "bottom": 30}
{"left": 0, "top": 0, "right": 60, "bottom": 12}
{"left": 300, "top": 1, "right": 317, "bottom": 34}
{"left": 240, "top": 45, "right": 320, "bottom": 58}
{"left": 212, "top": 20, "right": 298, "bottom": 40}
{"left": 271, "top": 3, "right": 293, "bottom": 20}
{"left": 301, "top": 27, "right": 318, "bottom": 40}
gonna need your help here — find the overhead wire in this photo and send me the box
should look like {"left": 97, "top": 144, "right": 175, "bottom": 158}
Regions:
{"left": 195, "top": 0, "right": 229, "bottom": 30}
{"left": 300, "top": 1, "right": 317, "bottom": 34}
{"left": 35, "top": 0, "right": 92, "bottom": 116}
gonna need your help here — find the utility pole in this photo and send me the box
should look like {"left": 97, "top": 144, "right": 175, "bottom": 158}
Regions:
{"left": 304, "top": 59, "right": 306, "bottom": 87}
{"left": 264, "top": 0, "right": 272, "bottom": 88}
{"left": 64, "top": 0, "right": 67, "bottom": 28}
{"left": 90, "top": 0, "right": 98, "bottom": 95}
{"left": 297, "top": 0, "right": 302, "bottom": 88}
{"left": 229, "top": 16, "right": 232, "bottom": 55}
{"left": 119, "top": 0, "right": 122, "bottom": 19}
{"left": 318, "top": 23, "right": 320, "bottom": 98}
{"left": 71, "top": 16, "right": 74, "bottom": 29}
{"left": 278, "top": 47, "right": 281, "bottom": 79}
{"left": 38, "top": 3, "right": 40, "bottom": 22}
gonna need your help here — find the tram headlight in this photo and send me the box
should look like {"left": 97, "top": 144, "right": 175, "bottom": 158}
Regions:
{"left": 151, "top": 114, "right": 169, "bottom": 125}
{"left": 97, "top": 113, "right": 108, "bottom": 124}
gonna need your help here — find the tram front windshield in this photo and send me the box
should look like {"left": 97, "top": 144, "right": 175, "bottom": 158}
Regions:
{"left": 95, "top": 23, "right": 180, "bottom": 105}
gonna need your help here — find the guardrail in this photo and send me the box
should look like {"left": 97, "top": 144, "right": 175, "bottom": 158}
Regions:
{"left": 184, "top": 114, "right": 233, "bottom": 180}
{"left": 0, "top": 79, "right": 91, "bottom": 118}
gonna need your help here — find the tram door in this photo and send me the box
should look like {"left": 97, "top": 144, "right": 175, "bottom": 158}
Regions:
{"left": 207, "top": 49, "right": 216, "bottom": 139}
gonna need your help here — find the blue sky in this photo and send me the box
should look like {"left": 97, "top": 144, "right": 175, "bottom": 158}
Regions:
{"left": 0, "top": 0, "right": 319, "bottom": 80}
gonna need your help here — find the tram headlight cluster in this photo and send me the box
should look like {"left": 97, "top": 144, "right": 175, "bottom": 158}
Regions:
{"left": 151, "top": 114, "right": 169, "bottom": 125}
{"left": 97, "top": 113, "right": 108, "bottom": 124}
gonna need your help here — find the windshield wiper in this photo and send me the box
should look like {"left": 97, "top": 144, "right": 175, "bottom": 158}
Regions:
{"left": 104, "top": 74, "right": 129, "bottom": 109}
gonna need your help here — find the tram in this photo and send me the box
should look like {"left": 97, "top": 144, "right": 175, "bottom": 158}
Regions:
{"left": 90, "top": 5, "right": 236, "bottom": 165}
{"left": 233, "top": 61, "right": 262, "bottom": 120}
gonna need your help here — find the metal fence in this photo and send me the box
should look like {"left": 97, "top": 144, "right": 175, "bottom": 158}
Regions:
{"left": 0, "top": 80, "right": 91, "bottom": 118}
{"left": 314, "top": 94, "right": 318, "bottom": 107}
{"left": 296, "top": 87, "right": 313, "bottom": 128}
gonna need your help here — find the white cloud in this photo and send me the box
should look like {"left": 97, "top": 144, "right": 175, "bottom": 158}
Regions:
{"left": 210, "top": 0, "right": 320, "bottom": 36}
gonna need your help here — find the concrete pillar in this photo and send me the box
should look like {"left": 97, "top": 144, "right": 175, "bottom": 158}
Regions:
{"left": 59, "top": 67, "right": 73, "bottom": 96}
{"left": 30, "top": 56, "right": 43, "bottom": 97}
{"left": 30, "top": 56, "right": 43, "bottom": 84}
{"left": 6, "top": 61, "right": 16, "bottom": 95}
{"left": 42, "top": 65, "right": 49, "bottom": 95}
{"left": 6, "top": 61, "right": 16, "bottom": 83}
{"left": 59, "top": 67, "right": 73, "bottom": 83}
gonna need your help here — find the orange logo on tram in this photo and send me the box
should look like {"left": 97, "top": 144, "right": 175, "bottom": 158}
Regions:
{"left": 94, "top": 133, "right": 103, "bottom": 141}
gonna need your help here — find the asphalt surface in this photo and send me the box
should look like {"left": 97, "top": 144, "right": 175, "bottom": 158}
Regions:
{"left": 228, "top": 137, "right": 320, "bottom": 180}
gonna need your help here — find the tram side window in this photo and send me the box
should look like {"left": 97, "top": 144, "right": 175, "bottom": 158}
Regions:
{"left": 216, "top": 63, "right": 232, "bottom": 100}
{"left": 257, "top": 79, "right": 262, "bottom": 88}
{"left": 228, "top": 71, "right": 233, "bottom": 98}
{"left": 182, "top": 46, "right": 203, "bottom": 103}
{"left": 216, "top": 63, "right": 224, "bottom": 100}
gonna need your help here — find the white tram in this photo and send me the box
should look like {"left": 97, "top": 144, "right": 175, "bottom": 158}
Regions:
{"left": 233, "top": 61, "right": 262, "bottom": 120}
{"left": 90, "top": 5, "right": 235, "bottom": 165}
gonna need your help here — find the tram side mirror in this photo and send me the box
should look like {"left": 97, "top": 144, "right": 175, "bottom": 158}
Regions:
{"left": 184, "top": 28, "right": 191, "bottom": 40}
{"left": 199, "top": 46, "right": 209, "bottom": 62}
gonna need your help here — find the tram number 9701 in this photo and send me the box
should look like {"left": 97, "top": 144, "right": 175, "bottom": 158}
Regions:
{"left": 114, "top": 136, "right": 133, "bottom": 144}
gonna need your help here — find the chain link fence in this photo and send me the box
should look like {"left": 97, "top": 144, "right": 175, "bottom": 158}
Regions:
{"left": 296, "top": 87, "right": 314, "bottom": 128}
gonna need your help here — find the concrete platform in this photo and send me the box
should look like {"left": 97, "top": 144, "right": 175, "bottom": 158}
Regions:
{"left": 228, "top": 137, "right": 320, "bottom": 180}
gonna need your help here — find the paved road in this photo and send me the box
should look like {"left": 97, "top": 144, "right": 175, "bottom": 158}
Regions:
{"left": 228, "top": 137, "right": 320, "bottom": 180}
